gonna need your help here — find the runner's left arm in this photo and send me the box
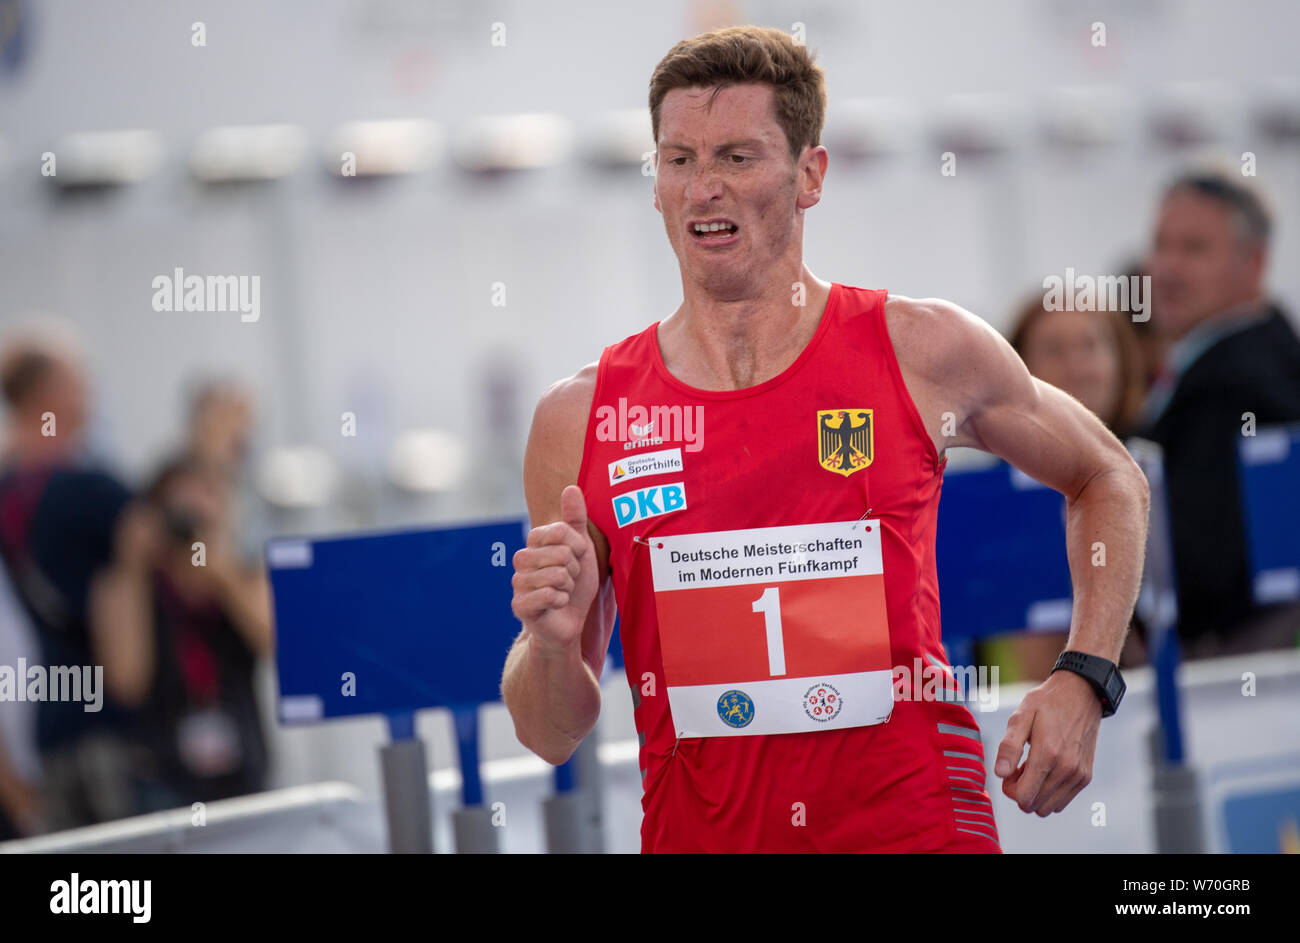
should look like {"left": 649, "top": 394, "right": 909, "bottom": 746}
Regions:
{"left": 909, "top": 296, "right": 1150, "bottom": 817}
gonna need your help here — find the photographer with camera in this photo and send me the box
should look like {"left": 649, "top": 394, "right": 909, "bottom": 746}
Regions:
{"left": 91, "top": 454, "right": 273, "bottom": 812}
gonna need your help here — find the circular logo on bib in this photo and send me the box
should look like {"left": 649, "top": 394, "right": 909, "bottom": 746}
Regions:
{"left": 717, "top": 690, "right": 755, "bottom": 728}
{"left": 804, "top": 682, "right": 843, "bottom": 722}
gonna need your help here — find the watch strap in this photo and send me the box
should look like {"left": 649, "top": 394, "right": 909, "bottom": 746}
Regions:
{"left": 1051, "top": 650, "right": 1124, "bottom": 717}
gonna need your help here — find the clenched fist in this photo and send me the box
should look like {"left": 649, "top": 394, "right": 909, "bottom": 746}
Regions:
{"left": 511, "top": 485, "right": 601, "bottom": 654}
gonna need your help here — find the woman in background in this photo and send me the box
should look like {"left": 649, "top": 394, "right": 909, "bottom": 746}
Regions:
{"left": 91, "top": 455, "right": 272, "bottom": 811}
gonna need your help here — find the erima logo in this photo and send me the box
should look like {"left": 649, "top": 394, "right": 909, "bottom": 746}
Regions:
{"left": 630, "top": 419, "right": 656, "bottom": 438}
{"left": 613, "top": 482, "right": 686, "bottom": 527}
{"left": 608, "top": 447, "right": 683, "bottom": 485}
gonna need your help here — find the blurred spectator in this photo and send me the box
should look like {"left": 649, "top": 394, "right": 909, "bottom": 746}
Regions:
{"left": 981, "top": 295, "right": 1150, "bottom": 681}
{"left": 0, "top": 330, "right": 134, "bottom": 833}
{"left": 1141, "top": 170, "right": 1300, "bottom": 657}
{"left": 186, "top": 379, "right": 254, "bottom": 481}
{"left": 184, "top": 378, "right": 267, "bottom": 562}
{"left": 91, "top": 454, "right": 272, "bottom": 810}
{"left": 1010, "top": 294, "right": 1148, "bottom": 439}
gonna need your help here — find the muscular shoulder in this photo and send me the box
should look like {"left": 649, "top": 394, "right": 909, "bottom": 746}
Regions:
{"left": 528, "top": 361, "right": 599, "bottom": 480}
{"left": 524, "top": 362, "right": 612, "bottom": 576}
{"left": 884, "top": 294, "right": 1026, "bottom": 411}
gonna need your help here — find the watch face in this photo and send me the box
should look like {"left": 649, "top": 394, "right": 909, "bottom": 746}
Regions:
{"left": 1105, "top": 668, "right": 1125, "bottom": 709}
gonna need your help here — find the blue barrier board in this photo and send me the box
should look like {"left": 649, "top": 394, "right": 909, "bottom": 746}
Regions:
{"left": 267, "top": 518, "right": 527, "bottom": 723}
{"left": 1237, "top": 424, "right": 1300, "bottom": 604}
{"left": 937, "top": 461, "right": 1073, "bottom": 642}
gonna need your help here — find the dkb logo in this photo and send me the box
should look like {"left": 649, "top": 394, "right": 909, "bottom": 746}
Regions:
{"left": 613, "top": 483, "right": 686, "bottom": 528}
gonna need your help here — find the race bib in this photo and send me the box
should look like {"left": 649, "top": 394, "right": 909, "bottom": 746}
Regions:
{"left": 649, "top": 520, "right": 894, "bottom": 738}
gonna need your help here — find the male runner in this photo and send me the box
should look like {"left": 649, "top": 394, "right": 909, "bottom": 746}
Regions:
{"left": 502, "top": 26, "right": 1149, "bottom": 853}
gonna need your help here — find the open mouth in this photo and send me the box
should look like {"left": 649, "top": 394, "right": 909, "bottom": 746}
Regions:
{"left": 689, "top": 219, "right": 740, "bottom": 245}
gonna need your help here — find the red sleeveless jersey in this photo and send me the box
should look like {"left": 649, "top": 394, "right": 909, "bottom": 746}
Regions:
{"left": 576, "top": 283, "right": 1002, "bottom": 853}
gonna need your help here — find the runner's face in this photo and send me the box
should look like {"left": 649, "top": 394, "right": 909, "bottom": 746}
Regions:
{"left": 654, "top": 84, "right": 804, "bottom": 297}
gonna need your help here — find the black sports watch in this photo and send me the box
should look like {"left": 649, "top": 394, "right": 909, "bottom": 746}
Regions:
{"left": 1051, "top": 650, "right": 1125, "bottom": 717}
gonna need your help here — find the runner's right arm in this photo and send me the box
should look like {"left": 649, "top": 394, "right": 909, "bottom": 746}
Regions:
{"left": 502, "top": 366, "right": 617, "bottom": 766}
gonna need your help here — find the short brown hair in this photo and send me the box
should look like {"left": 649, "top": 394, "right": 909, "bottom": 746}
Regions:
{"left": 1163, "top": 170, "right": 1272, "bottom": 248}
{"left": 649, "top": 26, "right": 827, "bottom": 163}
{"left": 144, "top": 452, "right": 217, "bottom": 505}
{"left": 0, "top": 348, "right": 56, "bottom": 409}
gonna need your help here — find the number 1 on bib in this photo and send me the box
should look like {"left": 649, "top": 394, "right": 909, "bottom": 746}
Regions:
{"left": 648, "top": 520, "right": 896, "bottom": 737}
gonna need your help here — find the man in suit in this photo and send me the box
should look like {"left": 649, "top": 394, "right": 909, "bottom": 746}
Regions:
{"left": 1141, "top": 171, "right": 1300, "bottom": 656}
